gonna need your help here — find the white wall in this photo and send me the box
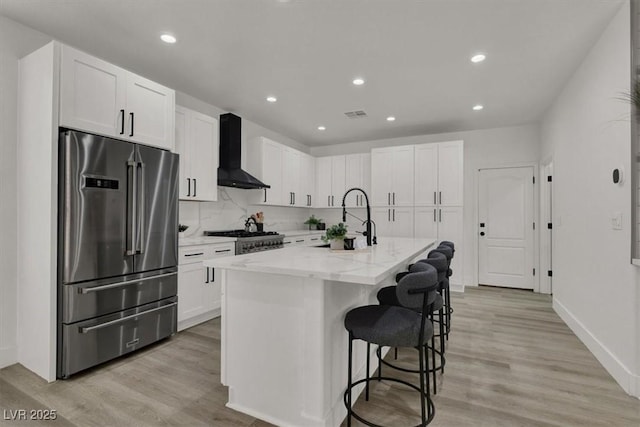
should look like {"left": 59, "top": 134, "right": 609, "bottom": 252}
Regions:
{"left": 311, "top": 124, "right": 541, "bottom": 288}
{"left": 540, "top": 3, "right": 639, "bottom": 396}
{"left": 0, "top": 17, "right": 51, "bottom": 369}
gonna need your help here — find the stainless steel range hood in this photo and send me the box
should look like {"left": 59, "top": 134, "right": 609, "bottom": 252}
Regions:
{"left": 218, "top": 113, "right": 270, "bottom": 189}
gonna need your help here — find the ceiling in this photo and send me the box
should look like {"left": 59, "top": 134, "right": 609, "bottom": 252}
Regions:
{"left": 0, "top": 0, "right": 624, "bottom": 147}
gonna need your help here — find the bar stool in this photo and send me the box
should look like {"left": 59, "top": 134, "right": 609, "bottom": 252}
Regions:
{"left": 376, "top": 257, "right": 448, "bottom": 394}
{"left": 344, "top": 267, "right": 439, "bottom": 427}
{"left": 429, "top": 245, "right": 454, "bottom": 338}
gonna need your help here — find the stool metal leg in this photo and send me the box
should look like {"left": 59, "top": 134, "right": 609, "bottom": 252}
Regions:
{"left": 365, "top": 342, "right": 370, "bottom": 401}
{"left": 418, "top": 345, "right": 427, "bottom": 426}
{"left": 378, "top": 345, "right": 382, "bottom": 381}
{"left": 439, "top": 308, "right": 445, "bottom": 374}
{"left": 347, "top": 332, "right": 353, "bottom": 427}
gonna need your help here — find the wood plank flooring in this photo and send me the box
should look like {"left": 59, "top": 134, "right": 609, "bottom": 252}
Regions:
{"left": 1, "top": 286, "right": 638, "bottom": 426}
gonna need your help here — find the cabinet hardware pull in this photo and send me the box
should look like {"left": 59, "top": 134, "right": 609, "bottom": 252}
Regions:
{"left": 433, "top": 191, "right": 436, "bottom": 205}
{"left": 433, "top": 209, "right": 436, "bottom": 222}
{"left": 120, "top": 109, "right": 125, "bottom": 134}
{"left": 211, "top": 267, "right": 215, "bottom": 282}
{"left": 215, "top": 249, "right": 231, "bottom": 253}
{"left": 193, "top": 179, "right": 197, "bottom": 197}
{"left": 129, "top": 112, "right": 134, "bottom": 137}
{"left": 293, "top": 192, "right": 296, "bottom": 205}
{"left": 187, "top": 178, "right": 191, "bottom": 197}
{"left": 393, "top": 192, "right": 395, "bottom": 205}
{"left": 264, "top": 188, "right": 267, "bottom": 203}
{"left": 388, "top": 209, "right": 391, "bottom": 221}
{"left": 296, "top": 240, "right": 304, "bottom": 243}
{"left": 328, "top": 195, "right": 330, "bottom": 206}
{"left": 206, "top": 267, "right": 210, "bottom": 283}
{"left": 185, "top": 252, "right": 204, "bottom": 257}
{"left": 439, "top": 191, "right": 441, "bottom": 205}
{"left": 79, "top": 302, "right": 177, "bottom": 333}
{"left": 388, "top": 192, "right": 390, "bottom": 205}
{"left": 393, "top": 209, "right": 395, "bottom": 221}
{"left": 439, "top": 209, "right": 442, "bottom": 222}
{"left": 332, "top": 195, "right": 334, "bottom": 206}
{"left": 78, "top": 272, "right": 176, "bottom": 294}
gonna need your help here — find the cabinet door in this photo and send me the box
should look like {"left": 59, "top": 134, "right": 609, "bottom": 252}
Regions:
{"left": 414, "top": 207, "right": 438, "bottom": 240}
{"left": 190, "top": 112, "right": 218, "bottom": 201}
{"left": 331, "top": 155, "right": 346, "bottom": 206}
{"left": 391, "top": 145, "right": 415, "bottom": 206}
{"left": 414, "top": 144, "right": 438, "bottom": 206}
{"left": 60, "top": 45, "right": 126, "bottom": 138}
{"left": 371, "top": 149, "right": 393, "bottom": 206}
{"left": 177, "top": 262, "right": 207, "bottom": 330}
{"left": 261, "top": 139, "right": 283, "bottom": 205}
{"left": 438, "top": 206, "right": 463, "bottom": 285}
{"left": 300, "top": 153, "right": 315, "bottom": 207}
{"left": 372, "top": 207, "right": 393, "bottom": 237}
{"left": 361, "top": 153, "right": 371, "bottom": 201}
{"left": 125, "top": 74, "right": 175, "bottom": 150}
{"left": 344, "top": 154, "right": 362, "bottom": 207}
{"left": 437, "top": 141, "right": 464, "bottom": 206}
{"left": 316, "top": 157, "right": 333, "bottom": 207}
{"left": 282, "top": 147, "right": 301, "bottom": 206}
{"left": 391, "top": 207, "right": 414, "bottom": 238}
{"left": 175, "top": 107, "right": 191, "bottom": 199}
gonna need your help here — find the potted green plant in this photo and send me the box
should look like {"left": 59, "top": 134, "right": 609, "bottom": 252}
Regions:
{"left": 322, "top": 223, "right": 348, "bottom": 250}
{"left": 178, "top": 224, "right": 188, "bottom": 237}
{"left": 304, "top": 214, "right": 323, "bottom": 230}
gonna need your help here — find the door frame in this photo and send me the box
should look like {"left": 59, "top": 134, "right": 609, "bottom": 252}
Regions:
{"left": 474, "top": 162, "right": 539, "bottom": 292}
{"left": 539, "top": 158, "right": 553, "bottom": 294}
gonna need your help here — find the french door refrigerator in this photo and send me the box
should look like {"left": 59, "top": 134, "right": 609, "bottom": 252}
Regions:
{"left": 57, "top": 129, "right": 179, "bottom": 378}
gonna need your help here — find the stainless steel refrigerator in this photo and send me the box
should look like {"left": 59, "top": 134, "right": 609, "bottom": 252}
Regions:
{"left": 57, "top": 129, "right": 179, "bottom": 378}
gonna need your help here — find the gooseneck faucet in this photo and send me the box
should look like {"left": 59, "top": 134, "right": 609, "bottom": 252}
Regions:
{"left": 342, "top": 187, "right": 373, "bottom": 246}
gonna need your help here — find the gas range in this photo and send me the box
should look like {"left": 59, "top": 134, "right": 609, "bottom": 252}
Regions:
{"left": 203, "top": 229, "right": 284, "bottom": 255}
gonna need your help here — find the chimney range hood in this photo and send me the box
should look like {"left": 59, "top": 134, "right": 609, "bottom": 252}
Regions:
{"left": 218, "top": 113, "right": 270, "bottom": 189}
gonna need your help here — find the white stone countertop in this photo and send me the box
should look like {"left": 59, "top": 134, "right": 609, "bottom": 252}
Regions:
{"left": 204, "top": 237, "right": 435, "bottom": 285}
{"left": 179, "top": 236, "right": 237, "bottom": 247}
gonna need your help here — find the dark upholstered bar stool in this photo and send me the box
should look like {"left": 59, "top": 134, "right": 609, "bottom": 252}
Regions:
{"left": 376, "top": 257, "right": 449, "bottom": 394}
{"left": 428, "top": 245, "right": 454, "bottom": 338}
{"left": 344, "top": 267, "right": 439, "bottom": 427}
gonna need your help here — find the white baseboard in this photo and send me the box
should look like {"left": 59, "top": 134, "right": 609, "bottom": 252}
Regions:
{"left": 177, "top": 308, "right": 221, "bottom": 332}
{"left": 450, "top": 283, "right": 464, "bottom": 293}
{"left": 0, "top": 346, "right": 16, "bottom": 369}
{"left": 553, "top": 298, "right": 638, "bottom": 398}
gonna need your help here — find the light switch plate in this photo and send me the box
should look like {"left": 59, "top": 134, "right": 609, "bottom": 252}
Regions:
{"left": 612, "top": 212, "right": 622, "bottom": 230}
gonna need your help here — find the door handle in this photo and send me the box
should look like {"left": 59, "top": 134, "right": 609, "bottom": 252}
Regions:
{"left": 480, "top": 232, "right": 485, "bottom": 236}
{"left": 120, "top": 109, "right": 125, "bottom": 134}
{"left": 126, "top": 160, "right": 137, "bottom": 256}
{"left": 136, "top": 161, "right": 146, "bottom": 254}
{"left": 129, "top": 112, "right": 134, "bottom": 137}
{"left": 187, "top": 178, "right": 191, "bottom": 197}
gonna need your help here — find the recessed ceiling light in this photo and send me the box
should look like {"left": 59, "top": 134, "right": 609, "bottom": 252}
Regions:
{"left": 386, "top": 116, "right": 396, "bottom": 122}
{"left": 471, "top": 54, "right": 486, "bottom": 63}
{"left": 352, "top": 78, "right": 365, "bottom": 86}
{"left": 317, "top": 126, "right": 326, "bottom": 131}
{"left": 160, "top": 33, "right": 177, "bottom": 44}
{"left": 473, "top": 104, "right": 484, "bottom": 111}
{"left": 266, "top": 96, "right": 277, "bottom": 103}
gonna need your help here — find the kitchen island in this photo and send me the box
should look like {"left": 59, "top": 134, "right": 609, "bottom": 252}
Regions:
{"left": 204, "top": 237, "right": 435, "bottom": 427}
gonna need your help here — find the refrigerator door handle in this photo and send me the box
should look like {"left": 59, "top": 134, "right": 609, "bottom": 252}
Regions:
{"left": 78, "top": 272, "right": 177, "bottom": 294}
{"left": 126, "top": 160, "right": 137, "bottom": 256}
{"left": 136, "top": 161, "right": 146, "bottom": 254}
{"left": 79, "top": 302, "right": 177, "bottom": 333}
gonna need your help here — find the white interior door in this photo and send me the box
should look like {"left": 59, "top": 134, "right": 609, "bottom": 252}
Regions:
{"left": 478, "top": 167, "right": 534, "bottom": 289}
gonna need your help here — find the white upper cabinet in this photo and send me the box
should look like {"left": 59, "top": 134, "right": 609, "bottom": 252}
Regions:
{"left": 60, "top": 45, "right": 175, "bottom": 151}
{"left": 175, "top": 106, "right": 218, "bottom": 201}
{"left": 260, "top": 138, "right": 284, "bottom": 206}
{"left": 414, "top": 144, "right": 439, "bottom": 206}
{"left": 344, "top": 153, "right": 371, "bottom": 207}
{"left": 437, "top": 141, "right": 464, "bottom": 206}
{"left": 282, "top": 147, "right": 301, "bottom": 206}
{"left": 300, "top": 153, "right": 316, "bottom": 207}
{"left": 371, "top": 145, "right": 414, "bottom": 207}
{"left": 315, "top": 155, "right": 346, "bottom": 208}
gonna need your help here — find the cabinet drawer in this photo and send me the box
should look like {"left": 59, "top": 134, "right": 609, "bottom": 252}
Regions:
{"left": 209, "top": 243, "right": 235, "bottom": 258}
{"left": 179, "top": 247, "right": 210, "bottom": 264}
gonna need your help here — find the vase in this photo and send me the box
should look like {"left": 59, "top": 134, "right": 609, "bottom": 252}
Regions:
{"left": 330, "top": 239, "right": 344, "bottom": 250}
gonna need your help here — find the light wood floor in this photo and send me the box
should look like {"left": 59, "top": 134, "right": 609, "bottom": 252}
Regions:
{"left": 1, "top": 286, "right": 639, "bottom": 426}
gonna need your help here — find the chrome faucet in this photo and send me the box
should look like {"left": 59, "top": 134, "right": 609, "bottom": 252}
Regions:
{"left": 342, "top": 187, "right": 374, "bottom": 246}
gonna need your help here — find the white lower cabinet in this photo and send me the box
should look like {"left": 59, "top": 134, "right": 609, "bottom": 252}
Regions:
{"left": 178, "top": 242, "right": 234, "bottom": 331}
{"left": 283, "top": 234, "right": 323, "bottom": 247}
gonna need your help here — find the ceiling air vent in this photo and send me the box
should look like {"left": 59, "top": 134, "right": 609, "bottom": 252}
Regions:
{"left": 344, "top": 110, "right": 368, "bottom": 119}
